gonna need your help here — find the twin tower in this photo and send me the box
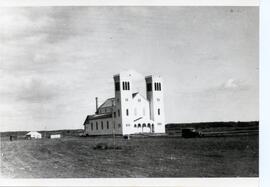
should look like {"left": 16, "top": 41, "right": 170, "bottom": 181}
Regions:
{"left": 113, "top": 72, "right": 165, "bottom": 135}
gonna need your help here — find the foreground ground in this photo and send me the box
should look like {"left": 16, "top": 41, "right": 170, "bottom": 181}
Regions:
{"left": 0, "top": 135, "right": 258, "bottom": 178}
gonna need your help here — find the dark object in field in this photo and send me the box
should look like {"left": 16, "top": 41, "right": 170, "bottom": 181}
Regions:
{"left": 10, "top": 136, "right": 18, "bottom": 141}
{"left": 79, "top": 133, "right": 89, "bottom": 137}
{"left": 182, "top": 128, "right": 202, "bottom": 138}
{"left": 93, "top": 143, "right": 122, "bottom": 150}
{"left": 25, "top": 135, "right": 31, "bottom": 140}
{"left": 123, "top": 135, "right": 130, "bottom": 140}
{"left": 93, "top": 143, "right": 108, "bottom": 150}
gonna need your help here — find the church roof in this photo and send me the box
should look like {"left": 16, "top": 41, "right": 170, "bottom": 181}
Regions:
{"left": 132, "top": 92, "right": 148, "bottom": 102}
{"left": 98, "top": 93, "right": 146, "bottom": 109}
{"left": 132, "top": 92, "right": 139, "bottom": 98}
{"left": 133, "top": 117, "right": 154, "bottom": 124}
{"left": 98, "top": 98, "right": 115, "bottom": 109}
{"left": 83, "top": 113, "right": 112, "bottom": 125}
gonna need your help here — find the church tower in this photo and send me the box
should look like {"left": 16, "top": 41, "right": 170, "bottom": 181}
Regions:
{"left": 113, "top": 72, "right": 134, "bottom": 135}
{"left": 145, "top": 75, "right": 165, "bottom": 133}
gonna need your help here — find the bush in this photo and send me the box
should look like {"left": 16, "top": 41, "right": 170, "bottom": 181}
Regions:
{"left": 93, "top": 143, "right": 108, "bottom": 150}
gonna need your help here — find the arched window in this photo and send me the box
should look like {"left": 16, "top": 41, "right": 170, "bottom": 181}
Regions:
{"left": 126, "top": 109, "right": 129, "bottom": 116}
{"left": 134, "top": 124, "right": 137, "bottom": 127}
{"left": 138, "top": 124, "right": 141, "bottom": 127}
{"left": 147, "top": 123, "right": 150, "bottom": 127}
{"left": 143, "top": 123, "right": 146, "bottom": 127}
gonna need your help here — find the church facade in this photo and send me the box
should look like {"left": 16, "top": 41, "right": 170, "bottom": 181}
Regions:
{"left": 83, "top": 72, "right": 165, "bottom": 135}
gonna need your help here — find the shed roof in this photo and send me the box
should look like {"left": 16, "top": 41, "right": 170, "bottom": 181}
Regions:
{"left": 26, "top": 131, "right": 41, "bottom": 135}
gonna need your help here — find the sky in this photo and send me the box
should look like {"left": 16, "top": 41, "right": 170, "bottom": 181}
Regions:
{"left": 0, "top": 6, "right": 259, "bottom": 131}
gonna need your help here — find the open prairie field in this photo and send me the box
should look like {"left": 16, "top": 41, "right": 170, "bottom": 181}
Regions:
{"left": 0, "top": 135, "right": 258, "bottom": 178}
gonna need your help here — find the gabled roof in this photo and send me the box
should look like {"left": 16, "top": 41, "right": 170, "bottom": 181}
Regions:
{"left": 98, "top": 98, "right": 115, "bottom": 109}
{"left": 132, "top": 92, "right": 148, "bottom": 102}
{"left": 132, "top": 92, "right": 139, "bottom": 98}
{"left": 133, "top": 117, "right": 154, "bottom": 124}
{"left": 26, "top": 131, "right": 41, "bottom": 135}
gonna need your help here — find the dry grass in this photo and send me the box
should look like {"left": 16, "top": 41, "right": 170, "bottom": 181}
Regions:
{"left": 0, "top": 135, "right": 258, "bottom": 178}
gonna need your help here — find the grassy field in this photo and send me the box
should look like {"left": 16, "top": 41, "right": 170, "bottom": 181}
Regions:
{"left": 0, "top": 135, "right": 258, "bottom": 178}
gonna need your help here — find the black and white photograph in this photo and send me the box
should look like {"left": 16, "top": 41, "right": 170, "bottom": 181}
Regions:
{"left": 0, "top": 3, "right": 260, "bottom": 182}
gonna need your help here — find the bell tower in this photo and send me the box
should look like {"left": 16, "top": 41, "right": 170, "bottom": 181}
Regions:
{"left": 145, "top": 75, "right": 165, "bottom": 133}
{"left": 113, "top": 72, "right": 134, "bottom": 135}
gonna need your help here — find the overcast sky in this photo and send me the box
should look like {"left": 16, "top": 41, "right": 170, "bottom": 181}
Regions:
{"left": 0, "top": 6, "right": 258, "bottom": 131}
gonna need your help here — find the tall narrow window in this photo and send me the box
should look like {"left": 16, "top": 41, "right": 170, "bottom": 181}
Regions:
{"left": 122, "top": 82, "right": 125, "bottom": 90}
{"left": 154, "top": 83, "right": 157, "bottom": 90}
{"left": 96, "top": 121, "right": 98, "bottom": 130}
{"left": 127, "top": 82, "right": 130, "bottom": 90}
{"left": 158, "top": 108, "right": 160, "bottom": 115}
{"left": 114, "top": 112, "right": 116, "bottom": 118}
{"left": 118, "top": 109, "right": 120, "bottom": 117}
{"left": 91, "top": 123, "right": 93, "bottom": 130}
{"left": 115, "top": 82, "right": 120, "bottom": 91}
{"left": 107, "top": 121, "right": 109, "bottom": 129}
{"left": 159, "top": 83, "right": 162, "bottom": 91}
{"left": 126, "top": 109, "right": 129, "bottom": 116}
{"left": 147, "top": 83, "right": 152, "bottom": 91}
{"left": 101, "top": 121, "right": 104, "bottom": 129}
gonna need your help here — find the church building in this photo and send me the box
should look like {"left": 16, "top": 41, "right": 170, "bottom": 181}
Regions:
{"left": 83, "top": 72, "right": 165, "bottom": 135}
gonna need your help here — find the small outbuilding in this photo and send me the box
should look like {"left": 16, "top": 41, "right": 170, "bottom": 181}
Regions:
{"left": 25, "top": 131, "right": 42, "bottom": 139}
{"left": 50, "top": 134, "right": 61, "bottom": 139}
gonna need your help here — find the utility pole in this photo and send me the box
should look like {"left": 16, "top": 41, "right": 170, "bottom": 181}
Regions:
{"left": 44, "top": 126, "right": 46, "bottom": 139}
{"left": 113, "top": 114, "right": 116, "bottom": 149}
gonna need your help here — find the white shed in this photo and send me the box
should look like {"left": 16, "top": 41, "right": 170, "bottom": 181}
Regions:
{"left": 25, "top": 131, "right": 42, "bottom": 139}
{"left": 50, "top": 134, "right": 61, "bottom": 139}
